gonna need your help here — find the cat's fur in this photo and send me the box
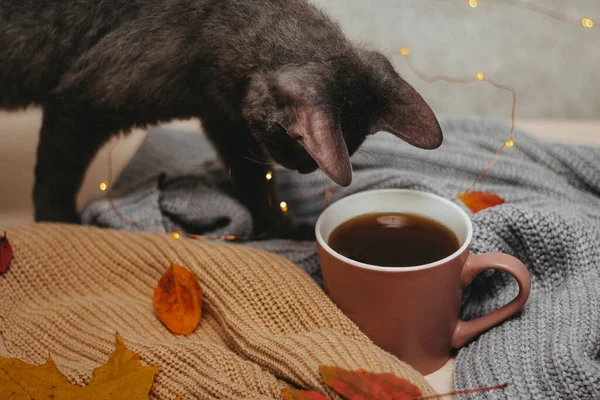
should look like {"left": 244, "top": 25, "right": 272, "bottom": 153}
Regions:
{"left": 0, "top": 0, "right": 442, "bottom": 233}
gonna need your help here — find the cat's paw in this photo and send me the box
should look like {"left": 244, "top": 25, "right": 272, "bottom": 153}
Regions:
{"left": 265, "top": 217, "right": 315, "bottom": 241}
{"left": 251, "top": 205, "right": 315, "bottom": 241}
{"left": 34, "top": 205, "right": 80, "bottom": 224}
{"left": 279, "top": 221, "right": 316, "bottom": 241}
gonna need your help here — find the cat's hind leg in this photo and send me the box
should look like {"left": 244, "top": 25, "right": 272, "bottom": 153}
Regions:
{"left": 33, "top": 104, "right": 115, "bottom": 223}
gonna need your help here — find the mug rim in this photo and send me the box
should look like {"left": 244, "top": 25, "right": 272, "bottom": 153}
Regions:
{"left": 315, "top": 189, "right": 473, "bottom": 272}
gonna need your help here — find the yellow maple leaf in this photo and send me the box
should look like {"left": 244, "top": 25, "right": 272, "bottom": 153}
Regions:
{"left": 0, "top": 333, "right": 159, "bottom": 400}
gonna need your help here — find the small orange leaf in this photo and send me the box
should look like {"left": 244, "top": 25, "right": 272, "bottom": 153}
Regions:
{"left": 319, "top": 366, "right": 422, "bottom": 400}
{"left": 153, "top": 263, "right": 203, "bottom": 335}
{"left": 458, "top": 192, "right": 506, "bottom": 214}
{"left": 282, "top": 388, "right": 332, "bottom": 400}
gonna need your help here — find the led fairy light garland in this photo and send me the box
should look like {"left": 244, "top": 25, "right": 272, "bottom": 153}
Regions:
{"left": 399, "top": 46, "right": 517, "bottom": 193}
{"left": 97, "top": 1, "right": 596, "bottom": 239}
{"left": 450, "top": 0, "right": 594, "bottom": 28}
{"left": 398, "top": 0, "right": 594, "bottom": 192}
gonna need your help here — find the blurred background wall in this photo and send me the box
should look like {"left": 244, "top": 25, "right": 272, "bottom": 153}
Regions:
{"left": 314, "top": 0, "right": 600, "bottom": 120}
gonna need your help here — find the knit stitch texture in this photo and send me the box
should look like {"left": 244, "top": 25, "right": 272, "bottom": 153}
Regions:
{"left": 80, "top": 117, "right": 600, "bottom": 399}
{"left": 0, "top": 224, "right": 435, "bottom": 399}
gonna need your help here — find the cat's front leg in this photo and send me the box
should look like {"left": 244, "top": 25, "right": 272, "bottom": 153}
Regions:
{"left": 202, "top": 120, "right": 292, "bottom": 235}
{"left": 34, "top": 104, "right": 115, "bottom": 223}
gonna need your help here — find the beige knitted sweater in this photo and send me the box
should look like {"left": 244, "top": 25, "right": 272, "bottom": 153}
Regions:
{"left": 0, "top": 224, "right": 435, "bottom": 399}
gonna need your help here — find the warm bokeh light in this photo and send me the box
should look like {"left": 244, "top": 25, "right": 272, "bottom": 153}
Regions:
{"left": 279, "top": 201, "right": 289, "bottom": 213}
{"left": 581, "top": 18, "right": 594, "bottom": 28}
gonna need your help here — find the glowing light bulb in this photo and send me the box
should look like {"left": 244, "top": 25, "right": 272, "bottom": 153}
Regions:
{"left": 505, "top": 139, "right": 515, "bottom": 148}
{"left": 582, "top": 18, "right": 594, "bottom": 28}
{"left": 99, "top": 180, "right": 109, "bottom": 191}
{"left": 400, "top": 47, "right": 410, "bottom": 56}
{"left": 475, "top": 72, "right": 485, "bottom": 81}
{"left": 279, "top": 201, "right": 289, "bottom": 213}
{"left": 172, "top": 231, "right": 181, "bottom": 240}
{"left": 265, "top": 171, "right": 273, "bottom": 180}
{"left": 468, "top": 0, "right": 478, "bottom": 8}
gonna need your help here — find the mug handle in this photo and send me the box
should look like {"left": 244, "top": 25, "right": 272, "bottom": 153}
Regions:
{"left": 451, "top": 253, "right": 531, "bottom": 348}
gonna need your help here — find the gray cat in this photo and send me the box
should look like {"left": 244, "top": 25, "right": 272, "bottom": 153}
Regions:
{"left": 0, "top": 0, "right": 442, "bottom": 234}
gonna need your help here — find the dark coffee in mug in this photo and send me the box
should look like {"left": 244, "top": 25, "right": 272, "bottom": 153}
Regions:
{"left": 328, "top": 212, "right": 460, "bottom": 267}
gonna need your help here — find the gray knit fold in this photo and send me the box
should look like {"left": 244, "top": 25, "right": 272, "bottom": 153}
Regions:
{"left": 82, "top": 117, "right": 600, "bottom": 399}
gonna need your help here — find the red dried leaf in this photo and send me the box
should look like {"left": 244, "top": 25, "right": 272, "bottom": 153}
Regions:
{"left": 319, "top": 366, "right": 422, "bottom": 400}
{"left": 458, "top": 192, "right": 506, "bottom": 214}
{"left": 0, "top": 231, "right": 13, "bottom": 275}
{"left": 282, "top": 388, "right": 332, "bottom": 400}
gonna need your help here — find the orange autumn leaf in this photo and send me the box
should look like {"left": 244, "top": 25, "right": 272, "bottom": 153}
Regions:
{"left": 319, "top": 366, "right": 422, "bottom": 400}
{"left": 282, "top": 388, "right": 332, "bottom": 400}
{"left": 153, "top": 262, "right": 203, "bottom": 335}
{"left": 0, "top": 333, "right": 158, "bottom": 399}
{"left": 458, "top": 192, "right": 506, "bottom": 214}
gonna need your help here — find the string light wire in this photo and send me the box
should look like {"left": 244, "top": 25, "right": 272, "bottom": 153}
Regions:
{"left": 103, "top": 138, "right": 141, "bottom": 228}
{"left": 401, "top": 51, "right": 517, "bottom": 193}
{"left": 398, "top": 0, "right": 596, "bottom": 190}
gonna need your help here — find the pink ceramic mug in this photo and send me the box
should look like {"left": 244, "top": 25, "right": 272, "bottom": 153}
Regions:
{"left": 315, "top": 189, "right": 531, "bottom": 375}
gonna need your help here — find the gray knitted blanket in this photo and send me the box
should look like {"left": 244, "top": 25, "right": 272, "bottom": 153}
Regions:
{"left": 82, "top": 117, "right": 600, "bottom": 399}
